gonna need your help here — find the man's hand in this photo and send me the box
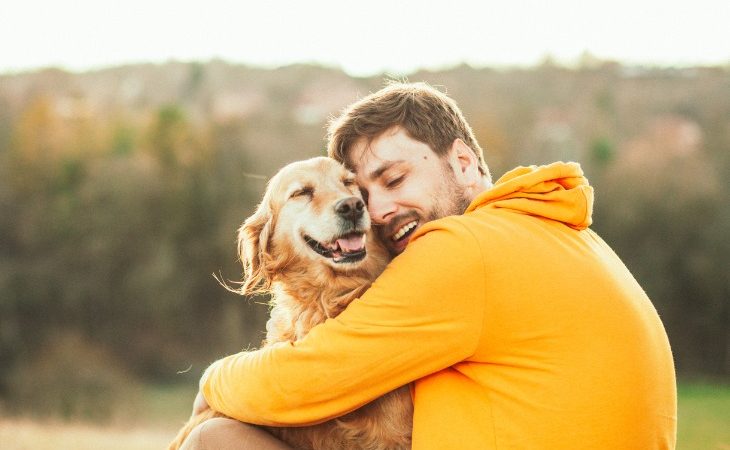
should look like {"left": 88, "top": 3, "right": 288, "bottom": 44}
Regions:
{"left": 191, "top": 390, "right": 210, "bottom": 417}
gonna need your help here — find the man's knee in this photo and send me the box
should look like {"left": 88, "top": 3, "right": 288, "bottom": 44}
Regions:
{"left": 180, "top": 418, "right": 243, "bottom": 450}
{"left": 180, "top": 417, "right": 292, "bottom": 450}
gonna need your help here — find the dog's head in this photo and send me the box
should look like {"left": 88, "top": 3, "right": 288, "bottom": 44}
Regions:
{"left": 238, "top": 157, "right": 378, "bottom": 294}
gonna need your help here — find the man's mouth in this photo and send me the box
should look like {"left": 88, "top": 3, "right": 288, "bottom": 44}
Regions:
{"left": 391, "top": 220, "right": 418, "bottom": 242}
{"left": 303, "top": 232, "right": 367, "bottom": 263}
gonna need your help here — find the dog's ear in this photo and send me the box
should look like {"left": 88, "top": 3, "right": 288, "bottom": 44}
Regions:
{"left": 237, "top": 198, "right": 275, "bottom": 295}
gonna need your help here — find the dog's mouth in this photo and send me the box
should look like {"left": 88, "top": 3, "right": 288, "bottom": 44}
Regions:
{"left": 303, "top": 232, "right": 367, "bottom": 264}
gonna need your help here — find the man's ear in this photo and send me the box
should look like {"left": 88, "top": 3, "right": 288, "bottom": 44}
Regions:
{"left": 449, "top": 138, "right": 481, "bottom": 185}
{"left": 237, "top": 198, "right": 275, "bottom": 295}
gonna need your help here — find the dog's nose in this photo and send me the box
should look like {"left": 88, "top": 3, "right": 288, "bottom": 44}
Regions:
{"left": 335, "top": 197, "right": 365, "bottom": 221}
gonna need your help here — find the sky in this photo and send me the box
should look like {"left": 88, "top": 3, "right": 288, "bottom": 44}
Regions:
{"left": 2, "top": 0, "right": 729, "bottom": 76}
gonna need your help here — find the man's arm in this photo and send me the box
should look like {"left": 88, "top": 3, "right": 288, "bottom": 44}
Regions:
{"left": 201, "top": 219, "right": 487, "bottom": 426}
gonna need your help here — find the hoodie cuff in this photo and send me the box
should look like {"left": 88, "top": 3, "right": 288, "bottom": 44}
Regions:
{"left": 199, "top": 358, "right": 222, "bottom": 393}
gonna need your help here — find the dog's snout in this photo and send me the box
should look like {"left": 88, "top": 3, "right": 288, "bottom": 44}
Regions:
{"left": 335, "top": 197, "right": 365, "bottom": 221}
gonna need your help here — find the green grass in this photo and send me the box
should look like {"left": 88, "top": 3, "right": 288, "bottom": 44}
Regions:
{"left": 135, "top": 383, "right": 199, "bottom": 427}
{"left": 677, "top": 381, "right": 730, "bottom": 450}
{"left": 0, "top": 383, "right": 200, "bottom": 450}
{"left": 1, "top": 380, "right": 728, "bottom": 449}
{"left": 144, "top": 380, "right": 730, "bottom": 448}
{"left": 147, "top": 382, "right": 730, "bottom": 446}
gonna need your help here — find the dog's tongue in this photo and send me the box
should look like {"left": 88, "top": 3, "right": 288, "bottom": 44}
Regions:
{"left": 336, "top": 234, "right": 366, "bottom": 252}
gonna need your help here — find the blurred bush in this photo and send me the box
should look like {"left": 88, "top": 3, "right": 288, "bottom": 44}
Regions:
{"left": 3, "top": 331, "right": 142, "bottom": 422}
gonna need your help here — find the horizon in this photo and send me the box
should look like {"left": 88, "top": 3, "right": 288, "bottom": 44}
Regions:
{"left": 2, "top": 53, "right": 728, "bottom": 79}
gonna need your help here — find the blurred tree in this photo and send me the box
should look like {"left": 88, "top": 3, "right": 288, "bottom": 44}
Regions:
{"left": 148, "top": 104, "right": 188, "bottom": 168}
{"left": 590, "top": 136, "right": 615, "bottom": 165}
{"left": 11, "top": 95, "right": 61, "bottom": 163}
{"left": 111, "top": 123, "right": 135, "bottom": 156}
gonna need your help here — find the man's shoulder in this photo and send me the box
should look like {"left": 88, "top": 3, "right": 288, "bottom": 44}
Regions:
{"left": 416, "top": 206, "right": 511, "bottom": 239}
{"left": 404, "top": 213, "right": 494, "bottom": 266}
{"left": 411, "top": 213, "right": 481, "bottom": 244}
{"left": 388, "top": 215, "right": 488, "bottom": 289}
{"left": 411, "top": 206, "right": 539, "bottom": 260}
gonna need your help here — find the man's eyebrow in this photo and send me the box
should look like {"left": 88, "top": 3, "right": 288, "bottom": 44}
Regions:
{"left": 367, "top": 160, "right": 405, "bottom": 181}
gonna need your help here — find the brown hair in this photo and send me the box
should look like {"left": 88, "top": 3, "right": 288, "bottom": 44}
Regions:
{"left": 327, "top": 81, "right": 490, "bottom": 182}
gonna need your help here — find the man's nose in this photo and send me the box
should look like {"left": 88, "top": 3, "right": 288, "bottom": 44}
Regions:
{"left": 334, "top": 197, "right": 365, "bottom": 222}
{"left": 366, "top": 193, "right": 397, "bottom": 224}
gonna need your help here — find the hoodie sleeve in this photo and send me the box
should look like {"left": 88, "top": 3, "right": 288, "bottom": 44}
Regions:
{"left": 200, "top": 219, "right": 487, "bottom": 426}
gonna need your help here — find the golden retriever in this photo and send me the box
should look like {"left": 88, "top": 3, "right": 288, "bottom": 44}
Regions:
{"left": 169, "top": 157, "right": 413, "bottom": 450}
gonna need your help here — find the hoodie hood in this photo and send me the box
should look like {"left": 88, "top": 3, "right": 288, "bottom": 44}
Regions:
{"left": 467, "top": 161, "right": 594, "bottom": 230}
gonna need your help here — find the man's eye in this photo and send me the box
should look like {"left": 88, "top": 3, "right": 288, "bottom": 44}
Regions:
{"left": 290, "top": 187, "right": 314, "bottom": 199}
{"left": 386, "top": 176, "right": 404, "bottom": 188}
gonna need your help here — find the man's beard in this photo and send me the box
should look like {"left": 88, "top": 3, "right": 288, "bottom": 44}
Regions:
{"left": 376, "top": 165, "right": 472, "bottom": 255}
{"left": 428, "top": 164, "right": 473, "bottom": 220}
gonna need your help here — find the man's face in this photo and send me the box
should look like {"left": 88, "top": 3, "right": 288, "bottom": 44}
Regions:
{"left": 349, "top": 127, "right": 472, "bottom": 256}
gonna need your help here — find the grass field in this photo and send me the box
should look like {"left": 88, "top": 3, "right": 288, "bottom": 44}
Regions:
{"left": 0, "top": 383, "right": 197, "bottom": 450}
{"left": 676, "top": 382, "right": 730, "bottom": 449}
{"left": 1, "top": 381, "right": 728, "bottom": 449}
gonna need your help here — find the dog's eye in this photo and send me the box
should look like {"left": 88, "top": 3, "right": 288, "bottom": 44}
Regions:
{"left": 343, "top": 178, "right": 355, "bottom": 188}
{"left": 290, "top": 187, "right": 314, "bottom": 199}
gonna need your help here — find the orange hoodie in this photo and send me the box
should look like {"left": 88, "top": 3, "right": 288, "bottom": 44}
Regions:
{"left": 201, "top": 162, "right": 677, "bottom": 449}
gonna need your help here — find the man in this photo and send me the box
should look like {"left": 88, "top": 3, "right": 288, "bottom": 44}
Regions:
{"left": 185, "top": 82, "right": 677, "bottom": 449}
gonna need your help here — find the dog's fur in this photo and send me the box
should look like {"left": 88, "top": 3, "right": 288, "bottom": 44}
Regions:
{"left": 168, "top": 157, "right": 413, "bottom": 450}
